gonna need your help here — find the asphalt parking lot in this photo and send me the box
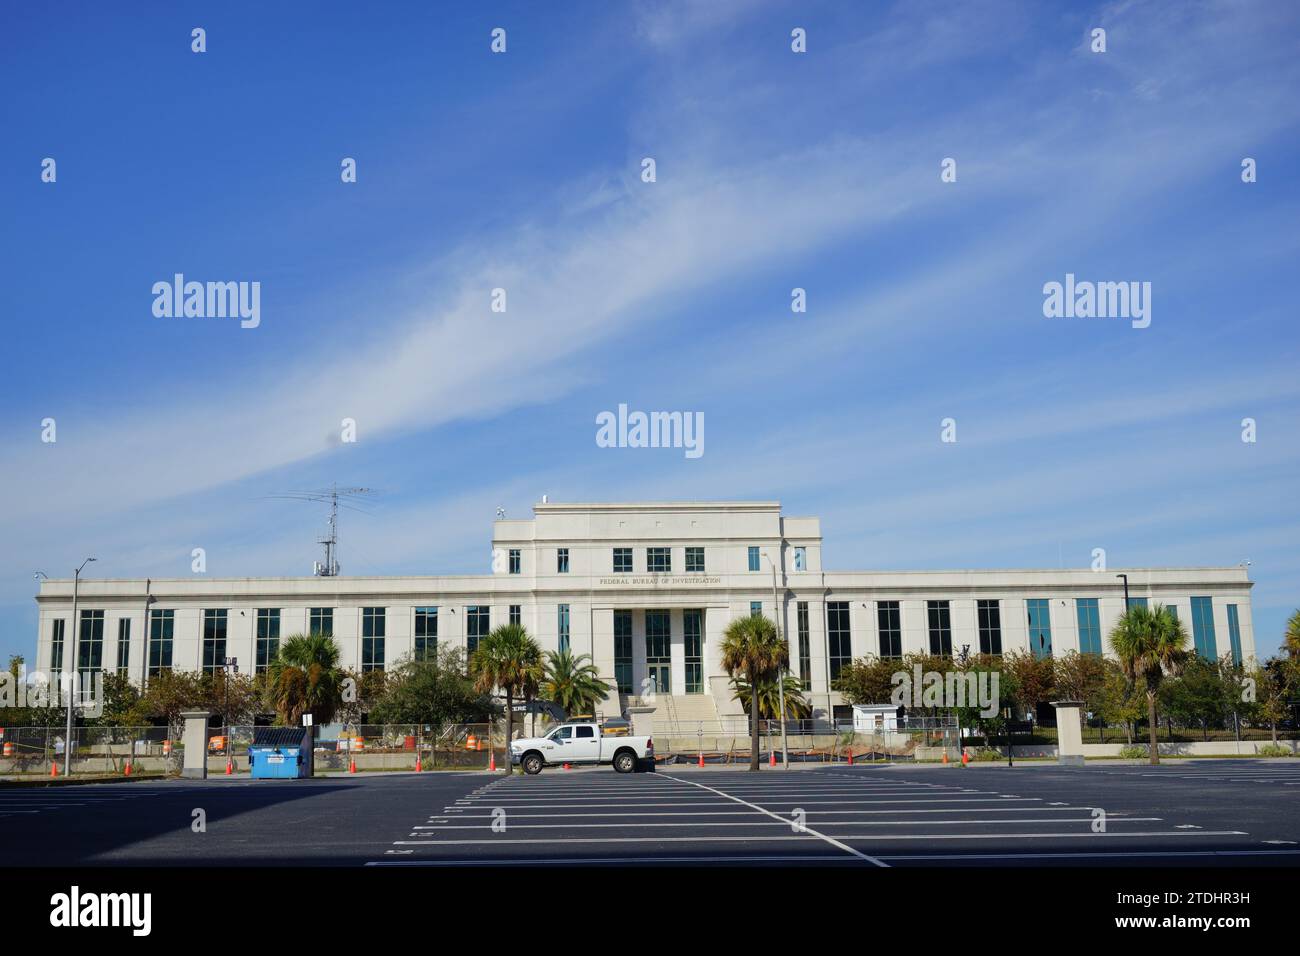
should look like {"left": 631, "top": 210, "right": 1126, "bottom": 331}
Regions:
{"left": 2, "top": 761, "right": 1298, "bottom": 867}
{"left": 371, "top": 760, "right": 1300, "bottom": 867}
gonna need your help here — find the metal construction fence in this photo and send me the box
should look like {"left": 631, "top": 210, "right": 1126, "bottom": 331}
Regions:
{"left": 0, "top": 719, "right": 972, "bottom": 775}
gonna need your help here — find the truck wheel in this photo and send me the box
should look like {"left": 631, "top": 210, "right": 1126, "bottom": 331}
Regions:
{"left": 613, "top": 751, "right": 636, "bottom": 774}
{"left": 522, "top": 753, "right": 544, "bottom": 775}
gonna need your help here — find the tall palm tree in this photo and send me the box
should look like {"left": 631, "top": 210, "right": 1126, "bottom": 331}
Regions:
{"left": 720, "top": 614, "right": 788, "bottom": 771}
{"left": 730, "top": 673, "right": 811, "bottom": 721}
{"left": 542, "top": 648, "right": 612, "bottom": 717}
{"left": 265, "top": 633, "right": 344, "bottom": 727}
{"left": 470, "top": 623, "right": 544, "bottom": 773}
{"left": 1109, "top": 604, "right": 1189, "bottom": 765}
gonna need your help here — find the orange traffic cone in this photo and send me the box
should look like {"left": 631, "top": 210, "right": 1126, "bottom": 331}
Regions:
{"left": 769, "top": 749, "right": 776, "bottom": 767}
{"left": 50, "top": 761, "right": 59, "bottom": 778}
{"left": 961, "top": 749, "right": 969, "bottom": 767}
{"left": 489, "top": 750, "right": 496, "bottom": 772}
{"left": 415, "top": 756, "right": 422, "bottom": 773}
{"left": 349, "top": 757, "right": 357, "bottom": 774}
{"left": 124, "top": 761, "right": 132, "bottom": 777}
{"left": 847, "top": 749, "right": 854, "bottom": 766}
{"left": 225, "top": 759, "right": 234, "bottom": 776}
{"left": 942, "top": 750, "right": 949, "bottom": 765}
{"left": 697, "top": 752, "right": 705, "bottom": 767}
{"left": 563, "top": 762, "right": 571, "bottom": 770}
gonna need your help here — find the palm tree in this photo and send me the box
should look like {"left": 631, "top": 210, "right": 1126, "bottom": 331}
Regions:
{"left": 720, "top": 614, "right": 788, "bottom": 771}
{"left": 1109, "top": 604, "right": 1189, "bottom": 765}
{"left": 1284, "top": 609, "right": 1300, "bottom": 659}
{"left": 470, "top": 623, "right": 544, "bottom": 773}
{"left": 730, "top": 673, "right": 811, "bottom": 721}
{"left": 265, "top": 633, "right": 344, "bottom": 727}
{"left": 542, "top": 649, "right": 612, "bottom": 717}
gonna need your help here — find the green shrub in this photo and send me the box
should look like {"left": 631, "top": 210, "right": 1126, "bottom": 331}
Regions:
{"left": 1256, "top": 743, "right": 1293, "bottom": 758}
{"left": 1118, "top": 744, "right": 1149, "bottom": 759}
{"left": 970, "top": 747, "right": 1003, "bottom": 762}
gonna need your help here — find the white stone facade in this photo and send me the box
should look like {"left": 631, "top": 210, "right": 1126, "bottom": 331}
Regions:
{"left": 33, "top": 501, "right": 1256, "bottom": 720}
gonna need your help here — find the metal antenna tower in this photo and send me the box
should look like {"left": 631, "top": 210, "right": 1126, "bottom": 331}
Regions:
{"left": 263, "top": 484, "right": 377, "bottom": 576}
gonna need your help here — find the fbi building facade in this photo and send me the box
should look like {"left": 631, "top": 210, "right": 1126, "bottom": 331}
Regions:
{"left": 33, "top": 501, "right": 1256, "bottom": 725}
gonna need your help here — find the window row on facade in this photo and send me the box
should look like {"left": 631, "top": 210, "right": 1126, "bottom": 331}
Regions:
{"left": 505, "top": 544, "right": 810, "bottom": 575}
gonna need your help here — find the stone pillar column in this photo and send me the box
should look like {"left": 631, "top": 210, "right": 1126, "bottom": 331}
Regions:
{"left": 180, "top": 710, "right": 211, "bottom": 779}
{"left": 1052, "top": 700, "right": 1085, "bottom": 766}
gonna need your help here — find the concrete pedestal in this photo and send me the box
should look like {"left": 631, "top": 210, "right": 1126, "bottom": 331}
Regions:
{"left": 1052, "top": 700, "right": 1085, "bottom": 766}
{"left": 180, "top": 710, "right": 212, "bottom": 779}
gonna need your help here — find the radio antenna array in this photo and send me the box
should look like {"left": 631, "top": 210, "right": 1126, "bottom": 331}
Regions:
{"left": 263, "top": 484, "right": 377, "bottom": 576}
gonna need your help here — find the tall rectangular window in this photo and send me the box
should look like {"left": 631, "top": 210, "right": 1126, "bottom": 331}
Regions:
{"left": 414, "top": 607, "right": 438, "bottom": 661}
{"left": 467, "top": 605, "right": 489, "bottom": 655}
{"left": 614, "top": 610, "right": 633, "bottom": 694}
{"left": 1191, "top": 596, "right": 1217, "bottom": 659}
{"left": 201, "top": 609, "right": 227, "bottom": 674}
{"left": 1075, "top": 598, "right": 1101, "bottom": 655}
{"left": 309, "top": 607, "right": 333, "bottom": 636}
{"left": 877, "top": 601, "right": 902, "bottom": 658}
{"left": 1127, "top": 596, "right": 1148, "bottom": 610}
{"left": 1165, "top": 603, "right": 1179, "bottom": 621}
{"left": 256, "top": 608, "right": 281, "bottom": 673}
{"left": 362, "top": 607, "right": 386, "bottom": 671}
{"left": 926, "top": 601, "right": 952, "bottom": 656}
{"left": 557, "top": 604, "right": 570, "bottom": 653}
{"left": 50, "top": 618, "right": 66, "bottom": 672}
{"left": 827, "top": 601, "right": 851, "bottom": 681}
{"left": 1226, "top": 604, "right": 1242, "bottom": 666}
{"left": 797, "top": 601, "right": 811, "bottom": 690}
{"left": 977, "top": 599, "right": 1002, "bottom": 655}
{"left": 1027, "top": 599, "right": 1052, "bottom": 658}
{"left": 115, "top": 618, "right": 131, "bottom": 674}
{"left": 78, "top": 610, "right": 105, "bottom": 689}
{"left": 685, "top": 547, "right": 705, "bottom": 572}
{"left": 794, "top": 546, "right": 806, "bottom": 571}
{"left": 556, "top": 548, "right": 569, "bottom": 573}
{"left": 684, "top": 609, "right": 703, "bottom": 694}
{"left": 613, "top": 547, "right": 632, "bottom": 573}
{"left": 508, "top": 549, "right": 521, "bottom": 574}
{"left": 750, "top": 600, "right": 762, "bottom": 617}
{"left": 509, "top": 605, "right": 521, "bottom": 626}
{"left": 747, "top": 546, "right": 761, "bottom": 571}
{"left": 645, "top": 610, "right": 671, "bottom": 694}
{"left": 148, "top": 609, "right": 174, "bottom": 676}
{"left": 646, "top": 547, "right": 671, "bottom": 572}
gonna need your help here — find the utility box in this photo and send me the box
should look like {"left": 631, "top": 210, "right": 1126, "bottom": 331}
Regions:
{"left": 249, "top": 727, "right": 314, "bottom": 780}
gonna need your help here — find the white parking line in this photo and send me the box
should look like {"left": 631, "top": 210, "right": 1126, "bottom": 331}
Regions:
{"left": 657, "top": 773, "right": 888, "bottom": 867}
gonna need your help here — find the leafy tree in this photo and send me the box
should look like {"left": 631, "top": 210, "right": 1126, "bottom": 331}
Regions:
{"left": 470, "top": 623, "right": 543, "bottom": 772}
{"left": 2, "top": 654, "right": 65, "bottom": 727}
{"left": 265, "top": 634, "right": 345, "bottom": 727}
{"left": 541, "top": 649, "right": 612, "bottom": 717}
{"left": 720, "top": 614, "right": 787, "bottom": 772}
{"left": 1097, "top": 660, "right": 1146, "bottom": 744}
{"left": 730, "top": 673, "right": 811, "bottom": 720}
{"left": 367, "top": 647, "right": 494, "bottom": 731}
{"left": 1161, "top": 656, "right": 1230, "bottom": 740}
{"left": 832, "top": 655, "right": 899, "bottom": 706}
{"left": 1002, "top": 649, "right": 1056, "bottom": 722}
{"left": 1109, "top": 604, "right": 1189, "bottom": 765}
{"left": 1284, "top": 609, "right": 1300, "bottom": 659}
{"left": 86, "top": 672, "right": 149, "bottom": 727}
{"left": 1054, "top": 650, "right": 1110, "bottom": 737}
{"left": 140, "top": 670, "right": 210, "bottom": 738}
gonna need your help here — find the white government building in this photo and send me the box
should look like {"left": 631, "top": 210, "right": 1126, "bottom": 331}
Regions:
{"left": 34, "top": 500, "right": 1256, "bottom": 726}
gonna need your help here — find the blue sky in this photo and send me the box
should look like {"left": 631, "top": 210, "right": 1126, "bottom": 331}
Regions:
{"left": 2, "top": 0, "right": 1298, "bottom": 665}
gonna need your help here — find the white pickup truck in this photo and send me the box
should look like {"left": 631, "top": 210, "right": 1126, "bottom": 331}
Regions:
{"left": 510, "top": 721, "right": 654, "bottom": 775}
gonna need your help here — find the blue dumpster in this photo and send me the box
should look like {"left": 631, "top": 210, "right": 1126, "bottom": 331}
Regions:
{"left": 249, "top": 745, "right": 306, "bottom": 779}
{"left": 248, "top": 727, "right": 313, "bottom": 779}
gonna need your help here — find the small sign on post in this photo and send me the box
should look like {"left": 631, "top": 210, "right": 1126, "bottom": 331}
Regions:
{"left": 301, "top": 713, "right": 314, "bottom": 727}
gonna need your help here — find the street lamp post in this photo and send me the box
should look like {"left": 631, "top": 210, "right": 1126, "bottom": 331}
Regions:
{"left": 762, "top": 552, "right": 790, "bottom": 769}
{"left": 64, "top": 557, "right": 96, "bottom": 777}
{"left": 1116, "top": 573, "right": 1130, "bottom": 610}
